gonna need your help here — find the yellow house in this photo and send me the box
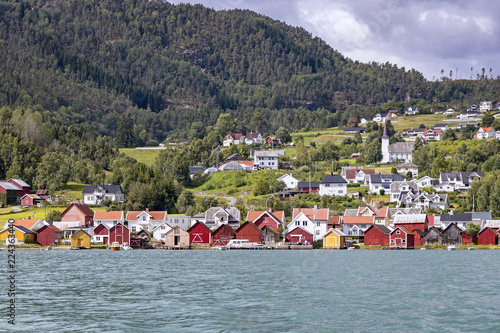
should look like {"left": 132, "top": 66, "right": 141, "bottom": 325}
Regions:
{"left": 0, "top": 225, "right": 35, "bottom": 244}
{"left": 323, "top": 228, "right": 346, "bottom": 249}
{"left": 71, "top": 230, "right": 91, "bottom": 248}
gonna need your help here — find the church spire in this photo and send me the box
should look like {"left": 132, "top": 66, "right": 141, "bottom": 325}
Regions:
{"left": 382, "top": 121, "right": 388, "bottom": 138}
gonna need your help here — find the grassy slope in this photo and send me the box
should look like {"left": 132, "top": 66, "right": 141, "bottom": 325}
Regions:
{"left": 119, "top": 148, "right": 163, "bottom": 165}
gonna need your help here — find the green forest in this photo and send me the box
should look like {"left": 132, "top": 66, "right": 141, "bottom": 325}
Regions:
{"left": 0, "top": 0, "right": 499, "bottom": 212}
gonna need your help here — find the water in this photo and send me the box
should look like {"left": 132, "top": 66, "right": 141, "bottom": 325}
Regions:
{"left": 2, "top": 249, "right": 500, "bottom": 332}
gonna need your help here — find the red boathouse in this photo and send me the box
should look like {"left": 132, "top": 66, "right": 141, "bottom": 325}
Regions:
{"left": 109, "top": 223, "right": 129, "bottom": 245}
{"left": 478, "top": 228, "right": 498, "bottom": 245}
{"left": 235, "top": 221, "right": 262, "bottom": 243}
{"left": 93, "top": 223, "right": 110, "bottom": 244}
{"left": 211, "top": 224, "right": 236, "bottom": 246}
{"left": 364, "top": 225, "right": 391, "bottom": 246}
{"left": 188, "top": 221, "right": 212, "bottom": 246}
{"left": 390, "top": 227, "right": 415, "bottom": 249}
{"left": 285, "top": 227, "right": 313, "bottom": 244}
{"left": 37, "top": 225, "right": 62, "bottom": 246}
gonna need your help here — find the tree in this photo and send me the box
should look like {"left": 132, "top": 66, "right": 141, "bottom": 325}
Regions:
{"left": 116, "top": 114, "right": 136, "bottom": 148}
{"left": 391, "top": 167, "right": 397, "bottom": 174}
{"left": 353, "top": 131, "right": 362, "bottom": 144}
{"left": 253, "top": 178, "right": 270, "bottom": 196}
{"left": 431, "top": 154, "right": 449, "bottom": 177}
{"left": 443, "top": 129, "right": 456, "bottom": 141}
{"left": 45, "top": 210, "right": 62, "bottom": 221}
{"left": 365, "top": 121, "right": 379, "bottom": 133}
{"left": 364, "top": 139, "right": 382, "bottom": 164}
{"left": 275, "top": 127, "right": 292, "bottom": 145}
{"left": 176, "top": 191, "right": 195, "bottom": 213}
{"left": 464, "top": 223, "right": 480, "bottom": 242}
{"left": 346, "top": 116, "right": 358, "bottom": 128}
{"left": 34, "top": 152, "right": 71, "bottom": 192}
{"left": 482, "top": 114, "right": 494, "bottom": 127}
{"left": 405, "top": 171, "right": 413, "bottom": 180}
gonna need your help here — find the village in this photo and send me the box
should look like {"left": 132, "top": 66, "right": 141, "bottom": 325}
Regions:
{"left": 2, "top": 102, "right": 500, "bottom": 250}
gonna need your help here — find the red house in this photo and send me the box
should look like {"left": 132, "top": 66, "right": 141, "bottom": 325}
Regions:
{"left": 8, "top": 178, "right": 31, "bottom": 198}
{"left": 461, "top": 232, "right": 473, "bottom": 246}
{"left": 235, "top": 221, "right": 262, "bottom": 243}
{"left": 21, "top": 194, "right": 42, "bottom": 208}
{"left": 212, "top": 224, "right": 236, "bottom": 246}
{"left": 37, "top": 225, "right": 62, "bottom": 246}
{"left": 246, "top": 210, "right": 285, "bottom": 230}
{"left": 478, "top": 228, "right": 498, "bottom": 245}
{"left": 187, "top": 221, "right": 212, "bottom": 246}
{"left": 393, "top": 214, "right": 428, "bottom": 234}
{"left": 93, "top": 223, "right": 110, "bottom": 244}
{"left": 109, "top": 223, "right": 130, "bottom": 245}
{"left": 60, "top": 202, "right": 94, "bottom": 227}
{"left": 285, "top": 227, "right": 313, "bottom": 244}
{"left": 364, "top": 225, "right": 391, "bottom": 246}
{"left": 390, "top": 227, "right": 415, "bottom": 249}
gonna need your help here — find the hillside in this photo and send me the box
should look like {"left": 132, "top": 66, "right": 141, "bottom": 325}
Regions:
{"left": 0, "top": 0, "right": 433, "bottom": 142}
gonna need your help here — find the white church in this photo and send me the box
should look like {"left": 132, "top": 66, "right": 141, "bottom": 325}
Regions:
{"left": 381, "top": 122, "right": 414, "bottom": 164}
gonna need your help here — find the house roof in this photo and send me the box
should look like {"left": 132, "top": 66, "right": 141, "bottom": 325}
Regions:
{"left": 12, "top": 219, "right": 43, "bottom": 230}
{"left": 390, "top": 181, "right": 419, "bottom": 193}
{"left": 478, "top": 127, "right": 494, "bottom": 133}
{"left": 189, "top": 166, "right": 207, "bottom": 174}
{"left": 341, "top": 216, "right": 374, "bottom": 224}
{"left": 387, "top": 208, "right": 423, "bottom": 218}
{"left": 21, "top": 194, "right": 41, "bottom": 200}
{"left": 357, "top": 206, "right": 388, "bottom": 218}
{"left": 60, "top": 203, "right": 94, "bottom": 218}
{"left": 94, "top": 211, "right": 123, "bottom": 220}
{"left": 329, "top": 216, "right": 341, "bottom": 224}
{"left": 254, "top": 150, "right": 283, "bottom": 157}
{"left": 320, "top": 174, "right": 347, "bottom": 184}
{"left": 40, "top": 225, "right": 61, "bottom": 233}
{"left": 212, "top": 223, "right": 236, "bottom": 236}
{"left": 9, "top": 178, "right": 30, "bottom": 187}
{"left": 36, "top": 189, "right": 48, "bottom": 195}
{"left": 365, "top": 224, "right": 392, "bottom": 235}
{"left": 297, "top": 182, "right": 320, "bottom": 188}
{"left": 440, "top": 211, "right": 491, "bottom": 223}
{"left": 224, "top": 133, "right": 244, "bottom": 140}
{"left": 388, "top": 142, "right": 414, "bottom": 154}
{"left": 224, "top": 153, "right": 249, "bottom": 162}
{"left": 292, "top": 208, "right": 329, "bottom": 221}
{"left": 245, "top": 131, "right": 261, "bottom": 139}
{"left": 343, "top": 209, "right": 359, "bottom": 217}
{"left": 391, "top": 226, "right": 413, "bottom": 234}
{"left": 246, "top": 211, "right": 284, "bottom": 224}
{"left": 235, "top": 221, "right": 260, "bottom": 233}
{"left": 277, "top": 174, "right": 298, "bottom": 182}
{"left": 393, "top": 214, "right": 428, "bottom": 224}
{"left": 286, "top": 226, "right": 313, "bottom": 235}
{"left": 262, "top": 225, "right": 280, "bottom": 234}
{"left": 0, "top": 181, "right": 21, "bottom": 190}
{"left": 369, "top": 173, "right": 403, "bottom": 183}
{"left": 205, "top": 207, "right": 241, "bottom": 223}
{"left": 126, "top": 211, "right": 167, "bottom": 221}
{"left": 187, "top": 221, "right": 211, "bottom": 233}
{"left": 13, "top": 225, "right": 34, "bottom": 234}
{"left": 397, "top": 162, "right": 418, "bottom": 168}
{"left": 325, "top": 228, "right": 346, "bottom": 237}
{"left": 82, "top": 184, "right": 122, "bottom": 194}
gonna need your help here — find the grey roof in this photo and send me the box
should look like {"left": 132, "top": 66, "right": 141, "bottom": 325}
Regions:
{"left": 370, "top": 173, "right": 403, "bottom": 183}
{"left": 388, "top": 142, "right": 414, "bottom": 154}
{"left": 440, "top": 172, "right": 484, "bottom": 185}
{"left": 14, "top": 225, "right": 34, "bottom": 234}
{"left": 344, "top": 127, "right": 365, "bottom": 132}
{"left": 82, "top": 185, "right": 122, "bottom": 194}
{"left": 388, "top": 208, "right": 422, "bottom": 219}
{"left": 297, "top": 182, "right": 320, "bottom": 188}
{"left": 0, "top": 182, "right": 21, "bottom": 190}
{"left": 370, "top": 224, "right": 392, "bottom": 235}
{"left": 205, "top": 207, "right": 241, "bottom": 223}
{"left": 224, "top": 153, "right": 248, "bottom": 162}
{"left": 440, "top": 212, "right": 491, "bottom": 223}
{"left": 343, "top": 209, "right": 359, "bottom": 217}
{"left": 10, "top": 179, "right": 30, "bottom": 187}
{"left": 245, "top": 132, "right": 261, "bottom": 139}
{"left": 390, "top": 181, "right": 419, "bottom": 193}
{"left": 394, "top": 214, "right": 428, "bottom": 224}
{"left": 433, "top": 124, "right": 448, "bottom": 128}
{"left": 320, "top": 175, "right": 347, "bottom": 184}
{"left": 189, "top": 166, "right": 206, "bottom": 174}
{"left": 254, "top": 150, "right": 285, "bottom": 157}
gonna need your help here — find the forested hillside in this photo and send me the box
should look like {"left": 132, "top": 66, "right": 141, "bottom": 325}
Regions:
{"left": 1, "top": 0, "right": 498, "bottom": 144}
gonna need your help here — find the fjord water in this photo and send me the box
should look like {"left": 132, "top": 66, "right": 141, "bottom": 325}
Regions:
{"left": 4, "top": 250, "right": 500, "bottom": 332}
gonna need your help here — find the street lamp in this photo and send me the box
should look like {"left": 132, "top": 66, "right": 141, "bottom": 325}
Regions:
{"left": 209, "top": 197, "right": 217, "bottom": 208}
{"left": 266, "top": 194, "right": 274, "bottom": 212}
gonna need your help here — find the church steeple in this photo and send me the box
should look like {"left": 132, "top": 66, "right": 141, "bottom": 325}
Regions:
{"left": 381, "top": 121, "right": 390, "bottom": 163}
{"left": 382, "top": 121, "right": 388, "bottom": 138}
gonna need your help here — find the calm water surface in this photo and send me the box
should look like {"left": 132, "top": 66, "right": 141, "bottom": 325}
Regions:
{"left": 1, "top": 249, "right": 500, "bottom": 332}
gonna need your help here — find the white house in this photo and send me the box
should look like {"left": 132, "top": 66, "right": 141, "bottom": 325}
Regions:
{"left": 405, "top": 107, "right": 419, "bottom": 115}
{"left": 433, "top": 182, "right": 455, "bottom": 192}
{"left": 439, "top": 172, "right": 484, "bottom": 193}
{"left": 126, "top": 209, "right": 168, "bottom": 233}
{"left": 244, "top": 132, "right": 263, "bottom": 145}
{"left": 253, "top": 150, "right": 283, "bottom": 169}
{"left": 288, "top": 207, "right": 330, "bottom": 241}
{"left": 167, "top": 215, "right": 190, "bottom": 230}
{"left": 341, "top": 167, "right": 375, "bottom": 183}
{"left": 276, "top": 174, "right": 299, "bottom": 189}
{"left": 190, "top": 206, "right": 241, "bottom": 229}
{"left": 474, "top": 127, "right": 496, "bottom": 139}
{"left": 480, "top": 101, "right": 492, "bottom": 112}
{"left": 152, "top": 222, "right": 173, "bottom": 242}
{"left": 457, "top": 111, "right": 483, "bottom": 120}
{"left": 381, "top": 123, "right": 414, "bottom": 163}
{"left": 372, "top": 113, "right": 389, "bottom": 123}
{"left": 93, "top": 211, "right": 125, "bottom": 228}
{"left": 223, "top": 133, "right": 245, "bottom": 147}
{"left": 319, "top": 174, "right": 347, "bottom": 196}
{"left": 396, "top": 162, "right": 419, "bottom": 178}
{"left": 82, "top": 185, "right": 124, "bottom": 205}
{"left": 390, "top": 180, "right": 419, "bottom": 202}
{"left": 433, "top": 123, "right": 449, "bottom": 131}
{"left": 368, "top": 173, "right": 403, "bottom": 194}
{"left": 416, "top": 176, "right": 439, "bottom": 188}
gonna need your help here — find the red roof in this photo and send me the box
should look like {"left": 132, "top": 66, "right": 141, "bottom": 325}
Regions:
{"left": 126, "top": 211, "right": 167, "bottom": 221}
{"left": 292, "top": 208, "right": 329, "bottom": 221}
{"left": 357, "top": 206, "right": 387, "bottom": 218}
{"left": 341, "top": 216, "right": 374, "bottom": 224}
{"left": 60, "top": 203, "right": 94, "bottom": 219}
{"left": 427, "top": 215, "right": 435, "bottom": 226}
{"left": 246, "top": 211, "right": 284, "bottom": 223}
{"left": 94, "top": 211, "right": 123, "bottom": 220}
{"left": 224, "top": 133, "right": 244, "bottom": 140}
{"left": 329, "top": 216, "right": 341, "bottom": 223}
{"left": 12, "top": 219, "right": 41, "bottom": 230}
{"left": 42, "top": 225, "right": 61, "bottom": 232}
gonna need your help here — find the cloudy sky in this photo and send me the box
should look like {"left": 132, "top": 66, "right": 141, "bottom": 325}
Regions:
{"left": 169, "top": 0, "right": 500, "bottom": 80}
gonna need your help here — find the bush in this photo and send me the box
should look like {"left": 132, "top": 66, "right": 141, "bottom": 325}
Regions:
{"left": 145, "top": 139, "right": 159, "bottom": 146}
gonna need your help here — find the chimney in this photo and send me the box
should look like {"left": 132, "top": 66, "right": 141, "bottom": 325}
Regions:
{"left": 146, "top": 208, "right": 149, "bottom": 213}
{"left": 313, "top": 205, "right": 318, "bottom": 210}
{"left": 221, "top": 203, "right": 225, "bottom": 209}
{"left": 76, "top": 198, "right": 80, "bottom": 204}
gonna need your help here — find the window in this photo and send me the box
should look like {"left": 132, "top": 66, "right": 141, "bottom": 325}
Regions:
{"left": 132, "top": 227, "right": 136, "bottom": 232}
{"left": 142, "top": 216, "right": 146, "bottom": 221}
{"left": 396, "top": 230, "right": 400, "bottom": 234}
{"left": 316, "top": 230, "right": 320, "bottom": 235}
{"left": 317, "top": 222, "right": 320, "bottom": 227}
{"left": 161, "top": 225, "right": 165, "bottom": 230}
{"left": 402, "top": 239, "right": 406, "bottom": 243}
{"left": 96, "top": 236, "right": 100, "bottom": 241}
{"left": 295, "top": 221, "right": 299, "bottom": 226}
{"left": 161, "top": 233, "right": 165, "bottom": 238}
{"left": 303, "top": 221, "right": 307, "bottom": 226}
{"left": 391, "top": 239, "right": 395, "bottom": 243}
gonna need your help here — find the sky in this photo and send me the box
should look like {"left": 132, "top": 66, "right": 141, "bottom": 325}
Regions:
{"left": 169, "top": 0, "right": 500, "bottom": 80}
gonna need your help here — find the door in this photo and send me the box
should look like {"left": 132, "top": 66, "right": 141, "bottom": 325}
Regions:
{"left": 174, "top": 236, "right": 180, "bottom": 246}
{"left": 395, "top": 238, "right": 401, "bottom": 247}
{"left": 116, "top": 235, "right": 123, "bottom": 245}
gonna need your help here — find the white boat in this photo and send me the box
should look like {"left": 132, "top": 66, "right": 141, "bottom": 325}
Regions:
{"left": 467, "top": 247, "right": 476, "bottom": 251}
{"left": 44, "top": 246, "right": 52, "bottom": 251}
{"left": 226, "top": 239, "right": 262, "bottom": 249}
{"left": 121, "top": 243, "right": 133, "bottom": 250}
{"left": 347, "top": 246, "right": 355, "bottom": 250}
{"left": 420, "top": 247, "right": 427, "bottom": 250}
{"left": 212, "top": 246, "right": 227, "bottom": 251}
{"left": 110, "top": 242, "right": 120, "bottom": 251}
{"left": 447, "top": 245, "right": 457, "bottom": 251}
